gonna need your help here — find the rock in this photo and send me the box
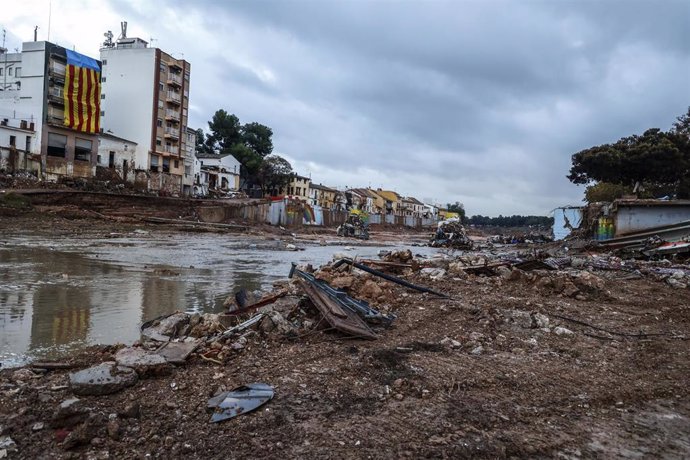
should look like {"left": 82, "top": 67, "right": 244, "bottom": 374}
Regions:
{"left": 495, "top": 265, "right": 512, "bottom": 279}
{"left": 359, "top": 280, "right": 384, "bottom": 299}
{"left": 554, "top": 326, "right": 574, "bottom": 336}
{"left": 69, "top": 362, "right": 138, "bottom": 396}
{"left": 114, "top": 347, "right": 172, "bottom": 378}
{"left": 533, "top": 313, "right": 550, "bottom": 329}
{"left": 12, "top": 368, "right": 37, "bottom": 382}
{"left": 469, "top": 332, "right": 485, "bottom": 341}
{"left": 62, "top": 414, "right": 101, "bottom": 450}
{"left": 440, "top": 337, "right": 462, "bottom": 349}
{"left": 107, "top": 420, "right": 121, "bottom": 440}
{"left": 470, "top": 345, "right": 484, "bottom": 355}
{"left": 331, "top": 275, "right": 356, "bottom": 289}
{"left": 141, "top": 312, "right": 189, "bottom": 341}
{"left": 420, "top": 268, "right": 446, "bottom": 280}
{"left": 52, "top": 398, "right": 89, "bottom": 428}
{"left": 508, "top": 309, "right": 534, "bottom": 329}
{"left": 0, "top": 436, "right": 17, "bottom": 454}
{"left": 32, "top": 422, "right": 44, "bottom": 431}
{"left": 286, "top": 243, "right": 297, "bottom": 250}
{"left": 164, "top": 436, "right": 174, "bottom": 448}
{"left": 261, "top": 311, "right": 295, "bottom": 335}
{"left": 119, "top": 402, "right": 141, "bottom": 419}
{"left": 154, "top": 340, "right": 200, "bottom": 365}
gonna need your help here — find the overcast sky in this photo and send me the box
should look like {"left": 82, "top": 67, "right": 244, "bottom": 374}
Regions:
{"left": 3, "top": 0, "right": 689, "bottom": 215}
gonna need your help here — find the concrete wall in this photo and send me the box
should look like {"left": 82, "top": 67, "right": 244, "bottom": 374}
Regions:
{"left": 97, "top": 136, "right": 137, "bottom": 183}
{"left": 553, "top": 207, "right": 584, "bottom": 240}
{"left": 100, "top": 47, "right": 156, "bottom": 169}
{"left": 615, "top": 205, "right": 690, "bottom": 236}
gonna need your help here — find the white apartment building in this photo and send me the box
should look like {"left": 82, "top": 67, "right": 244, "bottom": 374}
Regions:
{"left": 100, "top": 34, "right": 191, "bottom": 195}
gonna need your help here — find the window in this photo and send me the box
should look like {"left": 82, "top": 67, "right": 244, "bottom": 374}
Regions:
{"left": 174, "top": 160, "right": 179, "bottom": 169}
{"left": 8, "top": 68, "right": 12, "bottom": 77}
{"left": 100, "top": 110, "right": 105, "bottom": 116}
{"left": 150, "top": 155, "right": 159, "bottom": 172}
{"left": 75, "top": 138, "right": 93, "bottom": 161}
{"left": 97, "top": 154, "right": 102, "bottom": 164}
{"left": 47, "top": 133, "right": 67, "bottom": 157}
{"left": 25, "top": 136, "right": 31, "bottom": 152}
{"left": 9, "top": 135, "right": 16, "bottom": 147}
{"left": 156, "top": 137, "right": 162, "bottom": 146}
{"left": 157, "top": 119, "right": 163, "bottom": 127}
{"left": 101, "top": 76, "right": 106, "bottom": 82}
{"left": 102, "top": 59, "right": 107, "bottom": 65}
{"left": 159, "top": 83, "right": 164, "bottom": 92}
{"left": 162, "top": 157, "right": 170, "bottom": 173}
{"left": 159, "top": 63, "right": 166, "bottom": 73}
{"left": 158, "top": 101, "right": 164, "bottom": 109}
{"left": 108, "top": 151, "right": 115, "bottom": 167}
{"left": 0, "top": 68, "right": 3, "bottom": 76}
{"left": 14, "top": 67, "right": 21, "bottom": 77}
{"left": 101, "top": 93, "right": 105, "bottom": 99}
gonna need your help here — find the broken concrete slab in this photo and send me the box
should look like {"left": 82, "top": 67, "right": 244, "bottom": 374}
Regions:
{"left": 51, "top": 398, "right": 89, "bottom": 428}
{"left": 114, "top": 347, "right": 172, "bottom": 377}
{"left": 154, "top": 340, "right": 201, "bottom": 365}
{"left": 140, "top": 312, "right": 189, "bottom": 342}
{"left": 69, "top": 362, "right": 138, "bottom": 396}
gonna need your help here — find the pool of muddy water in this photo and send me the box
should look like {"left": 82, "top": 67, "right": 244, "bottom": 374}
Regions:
{"left": 0, "top": 229, "right": 439, "bottom": 367}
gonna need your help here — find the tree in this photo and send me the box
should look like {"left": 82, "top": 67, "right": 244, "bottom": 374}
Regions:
{"left": 205, "top": 110, "right": 242, "bottom": 153}
{"left": 568, "top": 115, "right": 690, "bottom": 199}
{"left": 672, "top": 106, "right": 690, "bottom": 136}
{"left": 195, "top": 128, "right": 210, "bottom": 154}
{"left": 257, "top": 155, "right": 293, "bottom": 194}
{"left": 584, "top": 182, "right": 632, "bottom": 203}
{"left": 241, "top": 122, "right": 273, "bottom": 158}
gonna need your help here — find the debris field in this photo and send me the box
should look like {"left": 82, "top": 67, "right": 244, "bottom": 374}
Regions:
{"left": 1, "top": 239, "right": 690, "bottom": 458}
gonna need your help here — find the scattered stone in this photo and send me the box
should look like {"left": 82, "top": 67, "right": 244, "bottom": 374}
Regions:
{"left": 114, "top": 347, "right": 172, "bottom": 378}
{"left": 440, "top": 337, "right": 462, "bottom": 349}
{"left": 331, "top": 275, "right": 356, "bottom": 289}
{"left": 470, "top": 345, "right": 484, "bottom": 355}
{"left": 141, "top": 312, "right": 189, "bottom": 342}
{"left": 69, "top": 362, "right": 138, "bottom": 396}
{"left": 359, "top": 280, "right": 384, "bottom": 299}
{"left": 32, "top": 422, "right": 44, "bottom": 431}
{"left": 52, "top": 398, "right": 89, "bottom": 428}
{"left": 420, "top": 268, "right": 447, "bottom": 280}
{"left": 154, "top": 340, "right": 200, "bottom": 365}
{"left": 554, "top": 327, "right": 574, "bottom": 336}
{"left": 12, "top": 368, "right": 37, "bottom": 382}
{"left": 533, "top": 313, "right": 550, "bottom": 329}
{"left": 107, "top": 420, "right": 121, "bottom": 440}
{"left": 119, "top": 402, "right": 141, "bottom": 419}
{"left": 0, "top": 436, "right": 16, "bottom": 454}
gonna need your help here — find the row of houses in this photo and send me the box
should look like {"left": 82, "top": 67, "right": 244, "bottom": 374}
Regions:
{"left": 270, "top": 174, "right": 447, "bottom": 219}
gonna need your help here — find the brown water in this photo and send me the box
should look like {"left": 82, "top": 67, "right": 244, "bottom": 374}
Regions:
{"left": 0, "top": 229, "right": 437, "bottom": 367}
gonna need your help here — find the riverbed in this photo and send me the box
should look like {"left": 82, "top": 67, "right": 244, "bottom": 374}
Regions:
{"left": 0, "top": 228, "right": 438, "bottom": 367}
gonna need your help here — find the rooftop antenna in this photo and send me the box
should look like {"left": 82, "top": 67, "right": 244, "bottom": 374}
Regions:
{"left": 47, "top": 0, "right": 52, "bottom": 41}
{"left": 149, "top": 37, "right": 157, "bottom": 46}
{"left": 34, "top": 26, "right": 39, "bottom": 42}
{"left": 103, "top": 30, "right": 114, "bottom": 48}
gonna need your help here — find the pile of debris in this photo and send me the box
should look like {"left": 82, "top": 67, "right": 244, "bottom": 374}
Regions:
{"left": 336, "top": 212, "right": 370, "bottom": 240}
{"left": 430, "top": 217, "right": 472, "bottom": 249}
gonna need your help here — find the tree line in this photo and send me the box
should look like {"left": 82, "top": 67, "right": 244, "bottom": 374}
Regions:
{"left": 466, "top": 215, "right": 554, "bottom": 227}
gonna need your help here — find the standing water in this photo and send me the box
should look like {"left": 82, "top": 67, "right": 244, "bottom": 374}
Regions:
{"left": 0, "top": 228, "right": 437, "bottom": 367}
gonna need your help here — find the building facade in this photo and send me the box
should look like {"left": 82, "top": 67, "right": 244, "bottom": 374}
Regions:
{"left": 0, "top": 41, "right": 101, "bottom": 180}
{"left": 100, "top": 36, "right": 191, "bottom": 195}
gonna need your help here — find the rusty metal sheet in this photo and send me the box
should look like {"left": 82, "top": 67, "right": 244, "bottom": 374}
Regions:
{"left": 297, "top": 279, "right": 377, "bottom": 340}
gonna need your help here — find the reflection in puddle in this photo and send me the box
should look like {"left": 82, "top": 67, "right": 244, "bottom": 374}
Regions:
{"left": 0, "top": 231, "right": 437, "bottom": 367}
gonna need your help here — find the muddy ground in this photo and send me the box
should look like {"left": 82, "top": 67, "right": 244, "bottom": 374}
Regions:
{"left": 1, "top": 204, "right": 689, "bottom": 459}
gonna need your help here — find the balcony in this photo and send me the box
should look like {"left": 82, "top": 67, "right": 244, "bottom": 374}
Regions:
{"left": 166, "top": 91, "right": 181, "bottom": 105}
{"left": 167, "top": 73, "right": 182, "bottom": 87}
{"left": 47, "top": 106, "right": 65, "bottom": 126}
{"left": 164, "top": 145, "right": 178, "bottom": 154}
{"left": 47, "top": 86, "right": 64, "bottom": 105}
{"left": 164, "top": 127, "right": 180, "bottom": 140}
{"left": 48, "top": 60, "right": 66, "bottom": 82}
{"left": 169, "top": 61, "right": 183, "bottom": 71}
{"left": 164, "top": 109, "right": 180, "bottom": 122}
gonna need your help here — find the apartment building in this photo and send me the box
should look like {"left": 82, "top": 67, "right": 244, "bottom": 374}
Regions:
{"left": 0, "top": 41, "right": 101, "bottom": 180}
{"left": 100, "top": 35, "right": 191, "bottom": 195}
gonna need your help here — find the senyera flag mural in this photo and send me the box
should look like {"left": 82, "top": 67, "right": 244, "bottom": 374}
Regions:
{"left": 63, "top": 50, "right": 101, "bottom": 134}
